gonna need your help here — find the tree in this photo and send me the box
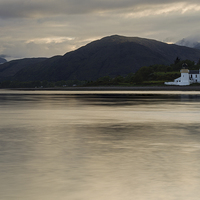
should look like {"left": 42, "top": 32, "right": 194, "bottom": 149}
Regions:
{"left": 197, "top": 58, "right": 200, "bottom": 65}
{"left": 174, "top": 57, "right": 180, "bottom": 65}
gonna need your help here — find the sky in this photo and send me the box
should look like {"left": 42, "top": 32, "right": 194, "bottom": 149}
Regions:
{"left": 0, "top": 0, "right": 200, "bottom": 61}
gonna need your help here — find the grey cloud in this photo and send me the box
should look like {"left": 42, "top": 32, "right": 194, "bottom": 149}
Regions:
{"left": 0, "top": 54, "right": 8, "bottom": 58}
{"left": 176, "top": 34, "right": 200, "bottom": 47}
{"left": 1, "top": 0, "right": 200, "bottom": 60}
{"left": 0, "top": 0, "right": 199, "bottom": 18}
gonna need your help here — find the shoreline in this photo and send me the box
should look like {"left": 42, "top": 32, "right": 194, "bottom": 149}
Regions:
{"left": 4, "top": 85, "right": 200, "bottom": 91}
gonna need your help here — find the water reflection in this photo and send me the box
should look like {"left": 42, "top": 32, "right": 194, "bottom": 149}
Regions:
{"left": 1, "top": 90, "right": 200, "bottom": 200}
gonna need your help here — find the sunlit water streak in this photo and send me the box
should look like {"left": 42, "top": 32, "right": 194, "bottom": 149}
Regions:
{"left": 1, "top": 90, "right": 200, "bottom": 200}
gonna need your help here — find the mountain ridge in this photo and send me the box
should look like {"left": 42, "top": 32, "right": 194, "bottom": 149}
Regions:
{"left": 176, "top": 37, "right": 200, "bottom": 50}
{"left": 1, "top": 35, "right": 200, "bottom": 81}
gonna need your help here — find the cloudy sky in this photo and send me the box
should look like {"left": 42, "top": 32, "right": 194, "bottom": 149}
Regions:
{"left": 0, "top": 0, "right": 200, "bottom": 60}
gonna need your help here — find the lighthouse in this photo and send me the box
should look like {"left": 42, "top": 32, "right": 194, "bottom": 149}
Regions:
{"left": 179, "top": 63, "right": 190, "bottom": 85}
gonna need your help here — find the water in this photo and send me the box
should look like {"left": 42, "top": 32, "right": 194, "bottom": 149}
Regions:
{"left": 1, "top": 89, "right": 200, "bottom": 200}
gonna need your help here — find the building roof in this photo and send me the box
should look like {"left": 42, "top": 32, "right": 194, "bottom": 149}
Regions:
{"left": 189, "top": 70, "right": 199, "bottom": 74}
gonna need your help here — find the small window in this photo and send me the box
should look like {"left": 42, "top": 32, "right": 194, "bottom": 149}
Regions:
{"left": 196, "top": 75, "right": 197, "bottom": 78}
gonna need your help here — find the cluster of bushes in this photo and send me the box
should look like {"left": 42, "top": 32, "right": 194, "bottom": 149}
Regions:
{"left": 85, "top": 74, "right": 136, "bottom": 86}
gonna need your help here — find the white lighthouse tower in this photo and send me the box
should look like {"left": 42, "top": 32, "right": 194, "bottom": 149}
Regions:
{"left": 179, "top": 63, "right": 190, "bottom": 85}
{"left": 179, "top": 68, "right": 190, "bottom": 85}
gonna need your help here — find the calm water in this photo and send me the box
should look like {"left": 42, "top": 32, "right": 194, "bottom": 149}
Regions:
{"left": 1, "top": 89, "right": 200, "bottom": 200}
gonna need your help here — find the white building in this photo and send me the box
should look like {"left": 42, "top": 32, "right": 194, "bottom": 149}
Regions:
{"left": 165, "top": 65, "right": 200, "bottom": 86}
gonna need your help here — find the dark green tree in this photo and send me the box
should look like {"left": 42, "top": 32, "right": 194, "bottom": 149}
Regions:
{"left": 174, "top": 57, "right": 181, "bottom": 65}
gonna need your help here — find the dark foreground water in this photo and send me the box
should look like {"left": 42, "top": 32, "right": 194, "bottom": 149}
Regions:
{"left": 1, "top": 89, "right": 200, "bottom": 200}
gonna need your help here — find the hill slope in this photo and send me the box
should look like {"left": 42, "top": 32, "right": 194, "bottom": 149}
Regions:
{"left": 2, "top": 35, "right": 200, "bottom": 81}
{"left": 0, "top": 58, "right": 47, "bottom": 80}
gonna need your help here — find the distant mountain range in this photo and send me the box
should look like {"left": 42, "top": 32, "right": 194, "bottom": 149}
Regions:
{"left": 0, "top": 57, "right": 7, "bottom": 64}
{"left": 1, "top": 35, "right": 200, "bottom": 81}
{"left": 176, "top": 37, "right": 200, "bottom": 50}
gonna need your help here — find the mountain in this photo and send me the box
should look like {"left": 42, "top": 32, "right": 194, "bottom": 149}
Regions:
{"left": 0, "top": 58, "right": 47, "bottom": 81}
{"left": 176, "top": 37, "right": 200, "bottom": 50}
{"left": 2, "top": 35, "right": 200, "bottom": 81}
{"left": 0, "top": 57, "right": 7, "bottom": 64}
